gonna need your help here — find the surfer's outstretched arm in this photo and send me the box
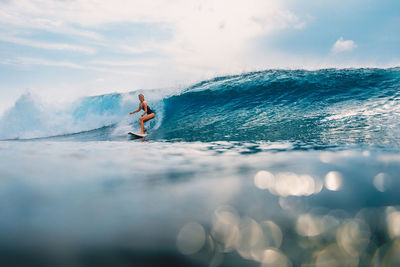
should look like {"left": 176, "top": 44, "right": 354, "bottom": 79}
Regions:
{"left": 129, "top": 104, "right": 142, "bottom": 115}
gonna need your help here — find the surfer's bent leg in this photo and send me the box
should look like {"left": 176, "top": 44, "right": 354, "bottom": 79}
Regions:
{"left": 139, "top": 113, "right": 155, "bottom": 134}
{"left": 142, "top": 113, "right": 155, "bottom": 122}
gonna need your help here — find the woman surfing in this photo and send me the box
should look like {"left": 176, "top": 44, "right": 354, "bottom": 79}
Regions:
{"left": 129, "top": 94, "right": 155, "bottom": 135}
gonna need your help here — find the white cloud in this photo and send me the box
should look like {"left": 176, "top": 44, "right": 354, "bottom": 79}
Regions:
{"left": 331, "top": 37, "right": 357, "bottom": 53}
{"left": 0, "top": 57, "right": 144, "bottom": 76}
{"left": 118, "top": 44, "right": 160, "bottom": 55}
{"left": 156, "top": 1, "right": 303, "bottom": 74}
{"left": 0, "top": 0, "right": 303, "bottom": 73}
{"left": 91, "top": 59, "right": 157, "bottom": 67}
{"left": 1, "top": 57, "right": 85, "bottom": 69}
{"left": 0, "top": 35, "right": 96, "bottom": 54}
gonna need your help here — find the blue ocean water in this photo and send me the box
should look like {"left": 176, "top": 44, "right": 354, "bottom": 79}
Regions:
{"left": 1, "top": 68, "right": 400, "bottom": 147}
{"left": 0, "top": 68, "right": 400, "bottom": 266}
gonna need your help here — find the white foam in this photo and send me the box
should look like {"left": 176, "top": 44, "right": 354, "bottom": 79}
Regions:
{"left": 0, "top": 89, "right": 172, "bottom": 140}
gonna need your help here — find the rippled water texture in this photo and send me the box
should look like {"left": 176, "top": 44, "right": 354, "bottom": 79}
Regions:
{"left": 1, "top": 141, "right": 400, "bottom": 266}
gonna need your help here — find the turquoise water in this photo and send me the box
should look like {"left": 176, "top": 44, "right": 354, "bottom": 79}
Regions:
{"left": 0, "top": 68, "right": 400, "bottom": 266}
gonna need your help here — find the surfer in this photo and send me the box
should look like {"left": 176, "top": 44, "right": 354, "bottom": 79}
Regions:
{"left": 129, "top": 94, "right": 155, "bottom": 134}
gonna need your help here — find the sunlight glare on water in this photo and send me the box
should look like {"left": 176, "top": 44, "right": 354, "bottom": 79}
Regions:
{"left": 386, "top": 208, "right": 400, "bottom": 239}
{"left": 296, "top": 214, "right": 325, "bottom": 237}
{"left": 254, "top": 171, "right": 323, "bottom": 196}
{"left": 324, "top": 171, "right": 342, "bottom": 191}
{"left": 336, "top": 219, "right": 370, "bottom": 257}
{"left": 0, "top": 141, "right": 399, "bottom": 266}
{"left": 177, "top": 222, "right": 206, "bottom": 255}
{"left": 211, "top": 206, "right": 240, "bottom": 252}
{"left": 373, "top": 172, "right": 391, "bottom": 192}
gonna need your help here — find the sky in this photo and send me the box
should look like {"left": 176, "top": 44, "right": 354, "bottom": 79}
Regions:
{"left": 0, "top": 0, "right": 399, "bottom": 114}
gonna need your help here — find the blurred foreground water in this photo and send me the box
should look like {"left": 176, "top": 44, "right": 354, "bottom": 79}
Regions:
{"left": 0, "top": 140, "right": 399, "bottom": 266}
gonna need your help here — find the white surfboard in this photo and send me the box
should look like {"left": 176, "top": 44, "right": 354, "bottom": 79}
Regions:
{"left": 128, "top": 132, "right": 147, "bottom": 138}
